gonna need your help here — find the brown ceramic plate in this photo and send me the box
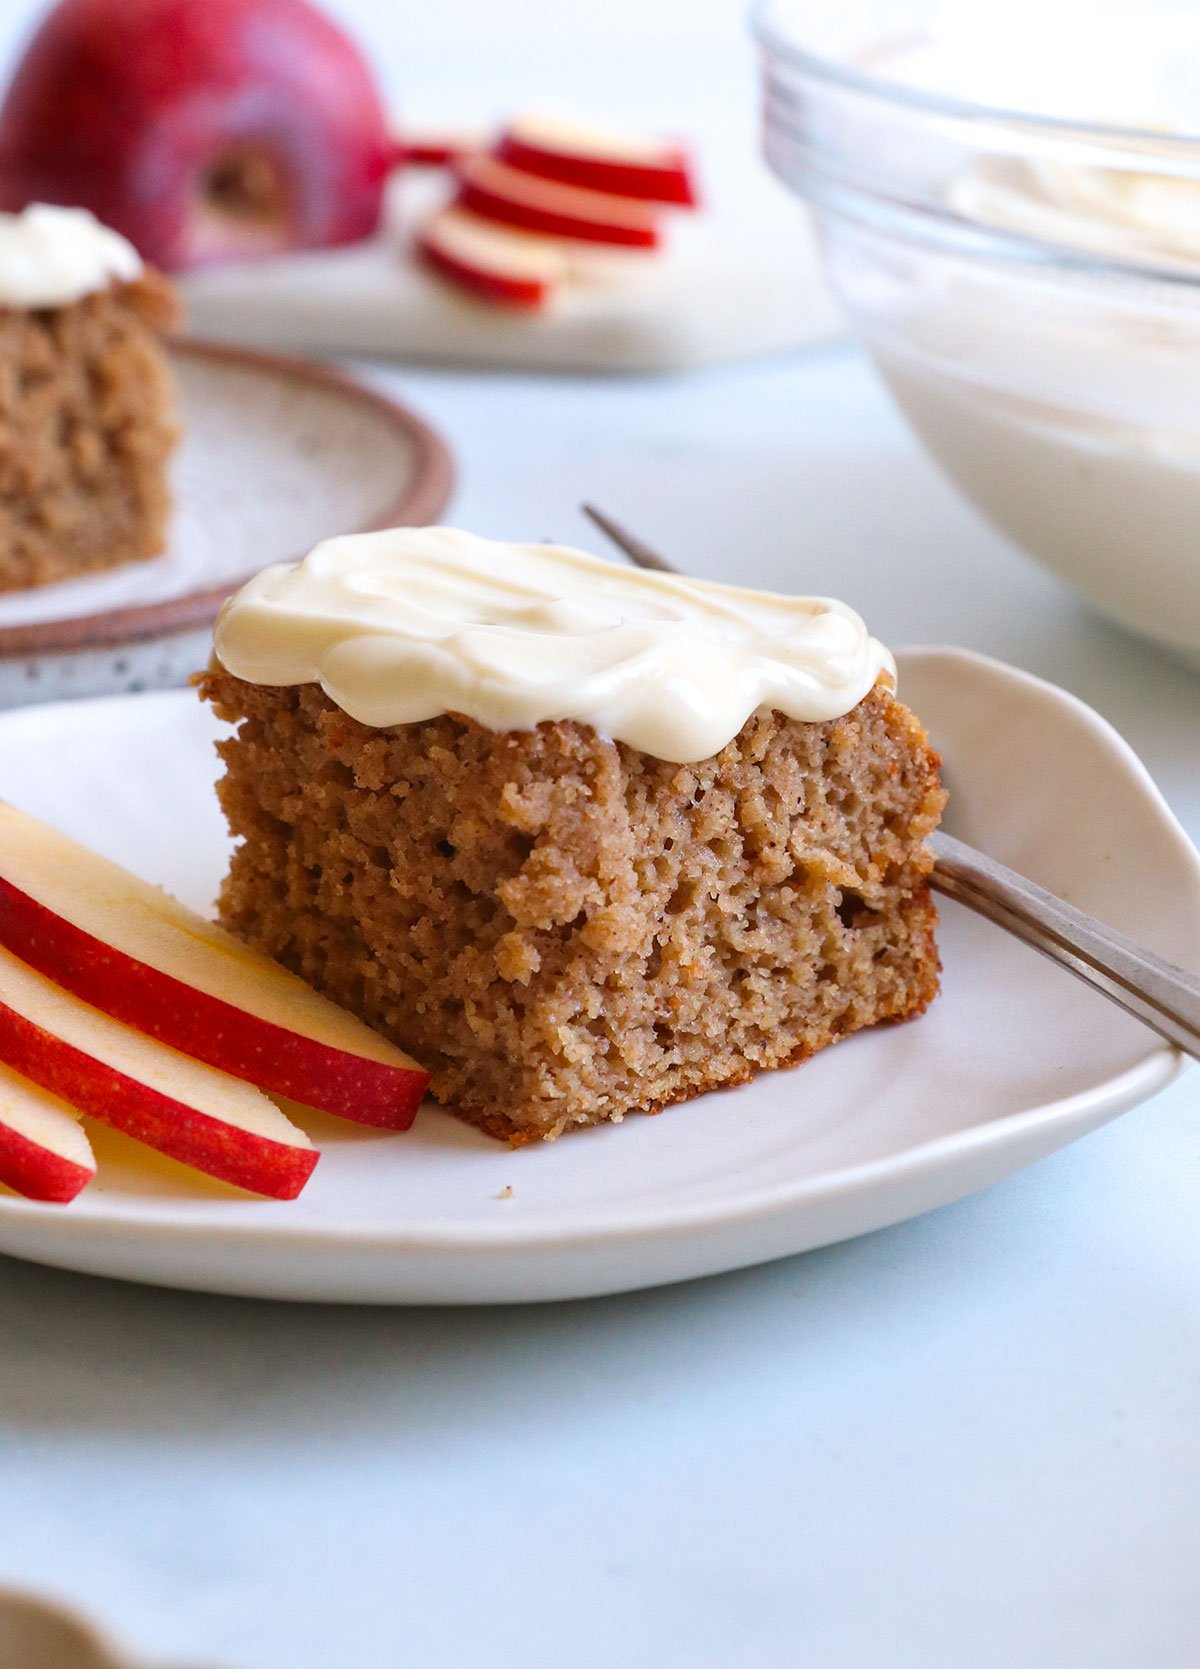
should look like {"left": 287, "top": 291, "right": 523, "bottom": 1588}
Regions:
{"left": 0, "top": 339, "right": 454, "bottom": 706}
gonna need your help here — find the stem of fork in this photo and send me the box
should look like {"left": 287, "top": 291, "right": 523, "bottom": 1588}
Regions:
{"left": 930, "top": 833, "right": 1200, "bottom": 1062}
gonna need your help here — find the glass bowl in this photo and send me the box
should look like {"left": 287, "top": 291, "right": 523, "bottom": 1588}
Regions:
{"left": 754, "top": 0, "right": 1200, "bottom": 665}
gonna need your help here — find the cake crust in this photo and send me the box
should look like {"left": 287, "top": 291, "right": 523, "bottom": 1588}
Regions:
{"left": 201, "top": 669, "right": 946, "bottom": 1143}
{"left": 0, "top": 271, "right": 181, "bottom": 592}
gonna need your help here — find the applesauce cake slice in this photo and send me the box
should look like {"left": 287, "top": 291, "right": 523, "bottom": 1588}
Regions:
{"left": 0, "top": 204, "right": 181, "bottom": 592}
{"left": 201, "top": 527, "right": 946, "bottom": 1142}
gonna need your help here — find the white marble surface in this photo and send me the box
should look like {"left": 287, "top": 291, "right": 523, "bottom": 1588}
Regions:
{"left": 0, "top": 342, "right": 1198, "bottom": 1669}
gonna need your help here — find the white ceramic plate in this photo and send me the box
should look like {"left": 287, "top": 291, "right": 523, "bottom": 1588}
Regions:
{"left": 0, "top": 343, "right": 453, "bottom": 710}
{"left": 0, "top": 648, "right": 1194, "bottom": 1304}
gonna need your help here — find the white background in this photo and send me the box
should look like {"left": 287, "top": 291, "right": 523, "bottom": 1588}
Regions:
{"left": 0, "top": 0, "right": 756, "bottom": 123}
{"left": 0, "top": 2, "right": 1198, "bottom": 1668}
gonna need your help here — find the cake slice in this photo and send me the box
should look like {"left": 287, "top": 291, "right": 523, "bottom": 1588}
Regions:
{"left": 201, "top": 527, "right": 946, "bottom": 1143}
{"left": 0, "top": 203, "right": 181, "bottom": 592}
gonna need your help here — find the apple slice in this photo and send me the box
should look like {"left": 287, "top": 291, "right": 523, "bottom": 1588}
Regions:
{"left": 0, "top": 803, "right": 427, "bottom": 1131}
{"left": 496, "top": 114, "right": 698, "bottom": 207}
{"left": 454, "top": 153, "right": 662, "bottom": 248}
{"left": 0, "top": 943, "right": 316, "bottom": 1200}
{"left": 417, "top": 205, "right": 567, "bottom": 309}
{"left": 0, "top": 1066, "right": 95, "bottom": 1204}
{"left": 398, "top": 130, "right": 477, "bottom": 167}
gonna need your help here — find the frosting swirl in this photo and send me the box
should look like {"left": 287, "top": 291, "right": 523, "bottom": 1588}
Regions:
{"left": 0, "top": 204, "right": 143, "bottom": 308}
{"left": 213, "top": 526, "right": 894, "bottom": 764}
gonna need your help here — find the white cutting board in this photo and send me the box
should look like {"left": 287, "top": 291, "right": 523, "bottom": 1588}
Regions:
{"left": 182, "top": 159, "right": 842, "bottom": 373}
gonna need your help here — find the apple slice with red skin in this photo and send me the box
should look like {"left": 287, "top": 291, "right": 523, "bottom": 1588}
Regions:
{"left": 496, "top": 115, "right": 698, "bottom": 208}
{"left": 418, "top": 206, "right": 567, "bottom": 309}
{"left": 0, "top": 803, "right": 427, "bottom": 1131}
{"left": 454, "top": 154, "right": 662, "bottom": 249}
{"left": 0, "top": 944, "right": 316, "bottom": 1200}
{"left": 397, "top": 132, "right": 477, "bottom": 168}
{"left": 0, "top": 1065, "right": 95, "bottom": 1204}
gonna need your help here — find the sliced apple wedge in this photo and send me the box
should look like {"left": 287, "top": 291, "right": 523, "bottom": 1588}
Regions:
{"left": 400, "top": 129, "right": 477, "bottom": 167}
{"left": 454, "top": 153, "right": 662, "bottom": 248}
{"left": 0, "top": 943, "right": 316, "bottom": 1200}
{"left": 0, "top": 1065, "right": 95, "bottom": 1204}
{"left": 418, "top": 205, "right": 567, "bottom": 309}
{"left": 497, "top": 114, "right": 698, "bottom": 207}
{"left": 0, "top": 803, "right": 427, "bottom": 1131}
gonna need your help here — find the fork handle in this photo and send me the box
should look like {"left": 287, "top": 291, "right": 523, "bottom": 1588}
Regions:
{"left": 930, "top": 831, "right": 1200, "bottom": 1062}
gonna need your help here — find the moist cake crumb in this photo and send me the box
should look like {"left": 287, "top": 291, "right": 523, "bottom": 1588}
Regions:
{"left": 0, "top": 271, "right": 181, "bottom": 592}
{"left": 200, "top": 669, "right": 946, "bottom": 1143}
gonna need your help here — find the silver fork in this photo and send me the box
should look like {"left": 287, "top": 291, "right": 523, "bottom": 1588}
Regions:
{"left": 581, "top": 503, "right": 1200, "bottom": 1063}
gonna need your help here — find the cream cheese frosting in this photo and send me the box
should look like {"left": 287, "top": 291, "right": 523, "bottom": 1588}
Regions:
{"left": 213, "top": 527, "right": 894, "bottom": 764}
{"left": 876, "top": 3, "right": 1200, "bottom": 268}
{"left": 0, "top": 204, "right": 143, "bottom": 308}
{"left": 949, "top": 152, "right": 1200, "bottom": 270}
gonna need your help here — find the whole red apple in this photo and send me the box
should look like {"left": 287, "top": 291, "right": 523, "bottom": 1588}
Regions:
{"left": 0, "top": 0, "right": 396, "bottom": 270}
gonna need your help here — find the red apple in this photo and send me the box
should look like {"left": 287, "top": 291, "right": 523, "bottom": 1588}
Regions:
{"left": 0, "top": 1066, "right": 95, "bottom": 1204}
{"left": 496, "top": 114, "right": 698, "bottom": 207}
{"left": 455, "top": 154, "right": 662, "bottom": 249}
{"left": 0, "top": 943, "right": 317, "bottom": 1200}
{"left": 0, "top": 803, "right": 427, "bottom": 1130}
{"left": 418, "top": 205, "right": 566, "bottom": 309}
{"left": 0, "top": 0, "right": 394, "bottom": 271}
